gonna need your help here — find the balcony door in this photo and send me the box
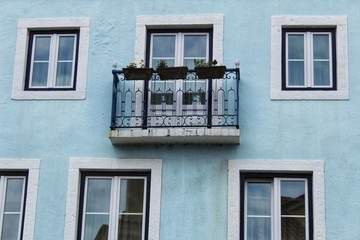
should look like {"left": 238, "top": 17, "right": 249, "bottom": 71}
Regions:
{"left": 146, "top": 29, "right": 212, "bottom": 126}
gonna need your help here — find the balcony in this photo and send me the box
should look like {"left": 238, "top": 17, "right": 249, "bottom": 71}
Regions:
{"left": 109, "top": 68, "right": 240, "bottom": 144}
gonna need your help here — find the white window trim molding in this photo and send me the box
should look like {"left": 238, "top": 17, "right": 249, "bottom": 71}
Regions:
{"left": 0, "top": 159, "right": 40, "bottom": 240}
{"left": 228, "top": 159, "right": 325, "bottom": 240}
{"left": 64, "top": 157, "right": 162, "bottom": 240}
{"left": 271, "top": 16, "right": 348, "bottom": 100}
{"left": 135, "top": 15, "right": 224, "bottom": 64}
{"left": 12, "top": 18, "right": 90, "bottom": 100}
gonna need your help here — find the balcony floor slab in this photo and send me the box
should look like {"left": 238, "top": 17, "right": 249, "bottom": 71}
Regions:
{"left": 109, "top": 128, "right": 240, "bottom": 145}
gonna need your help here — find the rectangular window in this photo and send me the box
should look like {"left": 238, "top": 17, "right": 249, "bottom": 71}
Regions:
{"left": 282, "top": 29, "right": 336, "bottom": 90}
{"left": 0, "top": 173, "right": 27, "bottom": 240}
{"left": 241, "top": 173, "right": 312, "bottom": 240}
{"left": 25, "top": 30, "right": 79, "bottom": 91}
{"left": 78, "top": 172, "right": 150, "bottom": 240}
{"left": 146, "top": 29, "right": 212, "bottom": 106}
{"left": 148, "top": 30, "right": 211, "bottom": 69}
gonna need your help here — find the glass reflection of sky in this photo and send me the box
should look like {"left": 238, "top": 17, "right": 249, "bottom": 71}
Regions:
{"left": 153, "top": 35, "right": 175, "bottom": 58}
{"left": 184, "top": 35, "right": 207, "bottom": 58}
{"left": 34, "top": 37, "right": 51, "bottom": 61}
{"left": 86, "top": 179, "right": 111, "bottom": 213}
{"left": 281, "top": 180, "right": 305, "bottom": 198}
{"left": 288, "top": 35, "right": 304, "bottom": 60}
{"left": 247, "top": 182, "right": 271, "bottom": 216}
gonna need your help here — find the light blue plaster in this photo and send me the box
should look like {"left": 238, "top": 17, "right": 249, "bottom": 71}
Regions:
{"left": 1, "top": 0, "right": 360, "bottom": 239}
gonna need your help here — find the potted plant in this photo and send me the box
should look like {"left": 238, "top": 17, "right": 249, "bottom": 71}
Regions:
{"left": 122, "top": 60, "right": 153, "bottom": 80}
{"left": 156, "top": 60, "right": 188, "bottom": 80}
{"left": 194, "top": 59, "right": 226, "bottom": 79}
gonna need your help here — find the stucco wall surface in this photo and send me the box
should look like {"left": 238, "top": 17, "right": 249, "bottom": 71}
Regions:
{"left": 1, "top": 0, "right": 360, "bottom": 239}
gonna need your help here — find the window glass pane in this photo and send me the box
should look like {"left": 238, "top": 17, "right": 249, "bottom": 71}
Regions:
{"left": 34, "top": 36, "right": 51, "bottom": 61}
{"left": 288, "top": 34, "right": 304, "bottom": 60}
{"left": 313, "top": 61, "right": 330, "bottom": 86}
{"left": 288, "top": 62, "right": 305, "bottom": 86}
{"left": 281, "top": 217, "right": 306, "bottom": 240}
{"left": 31, "top": 62, "right": 49, "bottom": 86}
{"left": 184, "top": 35, "right": 207, "bottom": 58}
{"left": 184, "top": 58, "right": 208, "bottom": 69}
{"left": 58, "top": 36, "right": 75, "bottom": 61}
{"left": 118, "top": 215, "right": 143, "bottom": 240}
{"left": 313, "top": 34, "right": 330, "bottom": 59}
{"left": 55, "top": 62, "right": 73, "bottom": 87}
{"left": 153, "top": 59, "right": 175, "bottom": 68}
{"left": 247, "top": 182, "right": 271, "bottom": 216}
{"left": 4, "top": 178, "right": 24, "bottom": 212}
{"left": 86, "top": 178, "right": 111, "bottom": 213}
{"left": 247, "top": 217, "right": 271, "bottom": 240}
{"left": 1, "top": 214, "right": 20, "bottom": 240}
{"left": 83, "top": 214, "right": 109, "bottom": 240}
{"left": 281, "top": 180, "right": 305, "bottom": 216}
{"left": 119, "top": 179, "right": 145, "bottom": 214}
{"left": 152, "top": 35, "right": 175, "bottom": 58}
{"left": 83, "top": 178, "right": 111, "bottom": 240}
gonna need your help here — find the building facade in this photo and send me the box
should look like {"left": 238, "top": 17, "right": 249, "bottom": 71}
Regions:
{"left": 0, "top": 0, "right": 358, "bottom": 239}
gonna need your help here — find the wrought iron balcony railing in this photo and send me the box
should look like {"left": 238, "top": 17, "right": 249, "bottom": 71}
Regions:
{"left": 110, "top": 68, "right": 240, "bottom": 130}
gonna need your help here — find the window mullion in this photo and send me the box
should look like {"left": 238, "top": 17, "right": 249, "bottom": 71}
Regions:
{"left": 273, "top": 179, "right": 279, "bottom": 240}
{"left": 206, "top": 32, "right": 210, "bottom": 62}
{"left": 70, "top": 34, "right": 77, "bottom": 88}
{"left": 177, "top": 32, "right": 183, "bottom": 66}
{"left": 307, "top": 32, "right": 313, "bottom": 88}
{"left": 48, "top": 34, "right": 58, "bottom": 88}
{"left": 109, "top": 177, "right": 119, "bottom": 240}
{"left": 16, "top": 177, "right": 26, "bottom": 240}
{"left": 329, "top": 33, "right": 334, "bottom": 88}
{"left": 305, "top": 179, "right": 309, "bottom": 240}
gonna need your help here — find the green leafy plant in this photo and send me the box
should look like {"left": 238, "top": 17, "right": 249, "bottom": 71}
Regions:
{"left": 157, "top": 60, "right": 168, "bottom": 68}
{"left": 193, "top": 59, "right": 218, "bottom": 67}
{"left": 126, "top": 60, "right": 145, "bottom": 69}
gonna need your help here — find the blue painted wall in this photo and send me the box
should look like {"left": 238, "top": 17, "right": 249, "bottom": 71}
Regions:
{"left": 1, "top": 0, "right": 360, "bottom": 239}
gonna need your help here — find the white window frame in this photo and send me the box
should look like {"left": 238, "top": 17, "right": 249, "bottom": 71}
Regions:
{"left": 149, "top": 31, "right": 210, "bottom": 113}
{"left": 0, "top": 159, "right": 40, "bottom": 240}
{"left": 271, "top": 16, "right": 348, "bottom": 100}
{"left": 228, "top": 160, "right": 325, "bottom": 240}
{"left": 12, "top": 18, "right": 90, "bottom": 100}
{"left": 149, "top": 32, "right": 210, "bottom": 68}
{"left": 244, "top": 177, "right": 310, "bottom": 240}
{"left": 28, "top": 33, "right": 78, "bottom": 89}
{"left": 285, "top": 31, "right": 334, "bottom": 89}
{"left": 81, "top": 175, "right": 148, "bottom": 240}
{"left": 64, "top": 158, "right": 162, "bottom": 240}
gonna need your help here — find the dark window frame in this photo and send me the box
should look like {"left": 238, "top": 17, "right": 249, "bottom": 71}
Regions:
{"left": 240, "top": 172, "right": 313, "bottom": 240}
{"left": 77, "top": 171, "right": 151, "bottom": 240}
{"left": 25, "top": 29, "right": 80, "bottom": 91}
{"left": 281, "top": 28, "right": 337, "bottom": 91}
